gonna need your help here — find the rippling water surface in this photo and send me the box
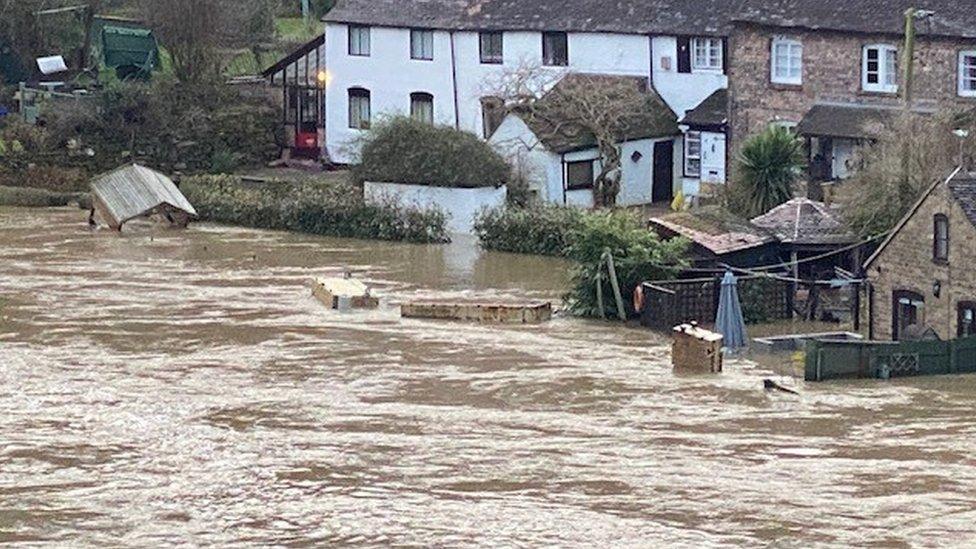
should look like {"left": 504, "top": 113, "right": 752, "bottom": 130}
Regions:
{"left": 2, "top": 207, "right": 976, "bottom": 547}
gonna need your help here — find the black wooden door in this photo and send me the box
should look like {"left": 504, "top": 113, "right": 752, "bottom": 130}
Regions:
{"left": 652, "top": 141, "right": 674, "bottom": 203}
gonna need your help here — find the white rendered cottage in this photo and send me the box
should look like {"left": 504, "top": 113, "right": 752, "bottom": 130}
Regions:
{"left": 489, "top": 74, "right": 681, "bottom": 207}
{"left": 312, "top": 0, "right": 733, "bottom": 200}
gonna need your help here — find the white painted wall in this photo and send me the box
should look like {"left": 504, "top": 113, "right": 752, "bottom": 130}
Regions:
{"left": 323, "top": 23, "right": 728, "bottom": 165}
{"left": 364, "top": 181, "right": 507, "bottom": 235}
{"left": 651, "top": 36, "right": 729, "bottom": 119}
{"left": 488, "top": 115, "right": 562, "bottom": 202}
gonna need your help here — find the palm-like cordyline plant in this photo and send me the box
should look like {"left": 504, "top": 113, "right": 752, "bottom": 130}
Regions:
{"left": 734, "top": 126, "right": 806, "bottom": 217}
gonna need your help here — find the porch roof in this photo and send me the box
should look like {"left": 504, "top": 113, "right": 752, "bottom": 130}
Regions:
{"left": 262, "top": 34, "right": 326, "bottom": 81}
{"left": 795, "top": 103, "right": 896, "bottom": 140}
{"left": 680, "top": 89, "right": 728, "bottom": 129}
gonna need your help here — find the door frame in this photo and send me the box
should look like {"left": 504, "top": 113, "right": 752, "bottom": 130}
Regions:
{"left": 652, "top": 140, "right": 675, "bottom": 203}
{"left": 892, "top": 289, "right": 925, "bottom": 341}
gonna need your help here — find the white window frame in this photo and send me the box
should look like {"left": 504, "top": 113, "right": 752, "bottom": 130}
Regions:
{"left": 959, "top": 50, "right": 976, "bottom": 97}
{"left": 692, "top": 37, "right": 723, "bottom": 72}
{"left": 862, "top": 44, "right": 898, "bottom": 93}
{"left": 771, "top": 37, "right": 803, "bottom": 85}
{"left": 684, "top": 131, "right": 702, "bottom": 178}
{"left": 410, "top": 29, "right": 434, "bottom": 61}
{"left": 348, "top": 25, "right": 370, "bottom": 57}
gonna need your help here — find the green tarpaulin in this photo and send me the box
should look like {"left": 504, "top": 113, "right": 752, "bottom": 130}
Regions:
{"left": 92, "top": 23, "right": 159, "bottom": 79}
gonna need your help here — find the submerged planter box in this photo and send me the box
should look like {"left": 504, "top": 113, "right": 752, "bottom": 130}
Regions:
{"left": 364, "top": 181, "right": 507, "bottom": 235}
{"left": 401, "top": 299, "right": 552, "bottom": 324}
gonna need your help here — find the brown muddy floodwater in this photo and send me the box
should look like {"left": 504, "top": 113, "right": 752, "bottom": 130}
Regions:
{"left": 2, "top": 207, "right": 976, "bottom": 547}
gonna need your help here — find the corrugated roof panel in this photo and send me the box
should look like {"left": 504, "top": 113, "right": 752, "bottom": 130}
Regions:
{"left": 90, "top": 164, "right": 197, "bottom": 228}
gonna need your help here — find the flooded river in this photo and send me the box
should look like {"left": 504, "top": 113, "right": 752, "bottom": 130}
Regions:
{"left": 2, "top": 207, "right": 976, "bottom": 547}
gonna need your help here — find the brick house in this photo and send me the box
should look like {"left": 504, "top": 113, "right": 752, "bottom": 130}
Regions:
{"left": 865, "top": 169, "right": 976, "bottom": 341}
{"left": 728, "top": 2, "right": 976, "bottom": 184}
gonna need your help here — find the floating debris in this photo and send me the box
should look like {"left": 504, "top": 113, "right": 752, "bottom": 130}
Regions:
{"left": 401, "top": 299, "right": 552, "bottom": 324}
{"left": 89, "top": 164, "right": 197, "bottom": 231}
{"left": 672, "top": 322, "right": 723, "bottom": 373}
{"left": 312, "top": 276, "right": 379, "bottom": 310}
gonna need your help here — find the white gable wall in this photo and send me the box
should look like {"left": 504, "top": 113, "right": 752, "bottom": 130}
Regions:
{"left": 324, "top": 22, "right": 727, "bottom": 173}
{"left": 651, "top": 36, "right": 729, "bottom": 119}
{"left": 488, "top": 114, "right": 562, "bottom": 203}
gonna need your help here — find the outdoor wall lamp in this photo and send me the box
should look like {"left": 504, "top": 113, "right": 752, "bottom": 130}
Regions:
{"left": 933, "top": 280, "right": 942, "bottom": 298}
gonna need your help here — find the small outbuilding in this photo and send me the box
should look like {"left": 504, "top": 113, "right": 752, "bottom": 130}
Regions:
{"left": 90, "top": 164, "right": 198, "bottom": 231}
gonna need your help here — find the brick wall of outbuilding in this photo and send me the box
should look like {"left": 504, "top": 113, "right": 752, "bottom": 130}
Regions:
{"left": 867, "top": 180, "right": 976, "bottom": 340}
{"left": 728, "top": 23, "right": 976, "bottom": 156}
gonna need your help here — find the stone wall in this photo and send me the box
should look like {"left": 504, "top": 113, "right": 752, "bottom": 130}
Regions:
{"left": 728, "top": 23, "right": 976, "bottom": 154}
{"left": 868, "top": 178, "right": 976, "bottom": 340}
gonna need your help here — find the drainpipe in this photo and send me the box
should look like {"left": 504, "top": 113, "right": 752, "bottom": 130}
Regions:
{"left": 561, "top": 154, "right": 568, "bottom": 205}
{"left": 450, "top": 31, "right": 461, "bottom": 130}
{"left": 647, "top": 34, "right": 655, "bottom": 90}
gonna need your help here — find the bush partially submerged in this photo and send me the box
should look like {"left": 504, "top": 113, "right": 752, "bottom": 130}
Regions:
{"left": 564, "top": 210, "right": 688, "bottom": 318}
{"left": 181, "top": 175, "right": 449, "bottom": 244}
{"left": 353, "top": 117, "right": 510, "bottom": 188}
{"left": 474, "top": 203, "right": 584, "bottom": 256}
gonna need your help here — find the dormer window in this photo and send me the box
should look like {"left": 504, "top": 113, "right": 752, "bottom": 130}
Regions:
{"left": 863, "top": 44, "right": 898, "bottom": 93}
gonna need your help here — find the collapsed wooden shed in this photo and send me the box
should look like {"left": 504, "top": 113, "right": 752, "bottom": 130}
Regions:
{"left": 90, "top": 164, "right": 198, "bottom": 231}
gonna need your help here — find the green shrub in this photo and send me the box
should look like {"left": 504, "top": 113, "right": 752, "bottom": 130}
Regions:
{"left": 474, "top": 203, "right": 584, "bottom": 256}
{"left": 728, "top": 126, "right": 804, "bottom": 217}
{"left": 181, "top": 175, "right": 449, "bottom": 244}
{"left": 564, "top": 210, "right": 689, "bottom": 319}
{"left": 353, "top": 117, "right": 510, "bottom": 188}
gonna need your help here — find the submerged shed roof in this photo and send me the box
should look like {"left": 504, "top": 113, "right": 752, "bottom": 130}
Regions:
{"left": 90, "top": 164, "right": 197, "bottom": 228}
{"left": 650, "top": 207, "right": 777, "bottom": 256}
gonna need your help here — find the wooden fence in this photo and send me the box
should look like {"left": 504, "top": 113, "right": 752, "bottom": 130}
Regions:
{"left": 640, "top": 276, "right": 793, "bottom": 331}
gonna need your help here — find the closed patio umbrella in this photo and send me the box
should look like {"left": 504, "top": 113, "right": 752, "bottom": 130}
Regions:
{"left": 716, "top": 271, "right": 747, "bottom": 351}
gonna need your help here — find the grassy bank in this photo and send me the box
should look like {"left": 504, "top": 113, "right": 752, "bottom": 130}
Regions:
{"left": 0, "top": 186, "right": 89, "bottom": 208}
{"left": 181, "top": 175, "right": 450, "bottom": 244}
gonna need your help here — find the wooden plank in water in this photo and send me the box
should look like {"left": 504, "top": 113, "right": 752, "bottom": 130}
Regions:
{"left": 401, "top": 300, "right": 552, "bottom": 324}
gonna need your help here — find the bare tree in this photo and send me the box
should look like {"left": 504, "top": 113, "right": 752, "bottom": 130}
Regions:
{"left": 144, "top": 0, "right": 221, "bottom": 83}
{"left": 840, "top": 110, "right": 976, "bottom": 238}
{"left": 489, "top": 66, "right": 670, "bottom": 208}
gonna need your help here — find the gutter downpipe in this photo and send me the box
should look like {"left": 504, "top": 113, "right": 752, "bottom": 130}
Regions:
{"left": 450, "top": 31, "right": 461, "bottom": 130}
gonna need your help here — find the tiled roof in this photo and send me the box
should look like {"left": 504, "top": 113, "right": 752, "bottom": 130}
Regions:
{"left": 650, "top": 207, "right": 777, "bottom": 256}
{"left": 325, "top": 0, "right": 976, "bottom": 39}
{"left": 680, "top": 89, "right": 728, "bottom": 128}
{"left": 517, "top": 74, "right": 679, "bottom": 154}
{"left": 795, "top": 103, "right": 896, "bottom": 140}
{"left": 734, "top": 0, "right": 976, "bottom": 39}
{"left": 750, "top": 198, "right": 856, "bottom": 245}
{"left": 324, "top": 0, "right": 739, "bottom": 35}
{"left": 949, "top": 178, "right": 976, "bottom": 228}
